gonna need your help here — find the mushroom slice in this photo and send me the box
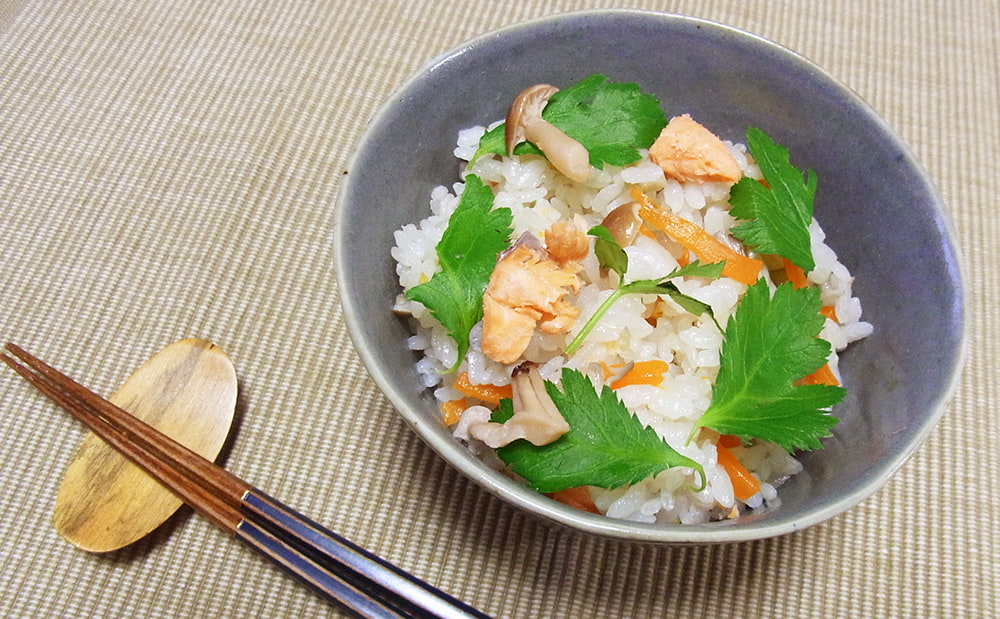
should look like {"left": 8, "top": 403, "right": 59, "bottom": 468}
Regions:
{"left": 505, "top": 84, "right": 592, "bottom": 183}
{"left": 468, "top": 363, "right": 569, "bottom": 448}
{"left": 600, "top": 202, "right": 642, "bottom": 247}
{"left": 452, "top": 405, "right": 492, "bottom": 442}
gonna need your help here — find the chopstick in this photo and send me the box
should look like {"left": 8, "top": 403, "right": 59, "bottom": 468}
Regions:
{"left": 1, "top": 343, "right": 490, "bottom": 619}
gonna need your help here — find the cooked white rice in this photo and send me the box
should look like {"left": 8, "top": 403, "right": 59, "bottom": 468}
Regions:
{"left": 391, "top": 122, "right": 872, "bottom": 524}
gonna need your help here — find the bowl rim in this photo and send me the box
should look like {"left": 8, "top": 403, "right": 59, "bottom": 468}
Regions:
{"left": 334, "top": 9, "right": 968, "bottom": 543}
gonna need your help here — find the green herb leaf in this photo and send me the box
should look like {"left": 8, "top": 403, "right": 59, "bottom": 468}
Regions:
{"left": 692, "top": 280, "right": 845, "bottom": 451}
{"left": 565, "top": 260, "right": 724, "bottom": 355}
{"left": 588, "top": 225, "right": 628, "bottom": 276}
{"left": 404, "top": 175, "right": 512, "bottom": 369}
{"left": 729, "top": 128, "right": 817, "bottom": 272}
{"left": 494, "top": 369, "right": 703, "bottom": 493}
{"left": 472, "top": 74, "right": 667, "bottom": 168}
{"left": 622, "top": 277, "right": 722, "bottom": 333}
{"left": 472, "top": 124, "right": 536, "bottom": 163}
{"left": 659, "top": 260, "right": 727, "bottom": 280}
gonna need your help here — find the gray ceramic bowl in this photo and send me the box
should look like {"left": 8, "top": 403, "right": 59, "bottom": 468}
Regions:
{"left": 335, "top": 10, "right": 965, "bottom": 543}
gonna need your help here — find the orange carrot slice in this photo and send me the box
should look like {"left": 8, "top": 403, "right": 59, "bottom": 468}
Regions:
{"left": 441, "top": 398, "right": 467, "bottom": 425}
{"left": 782, "top": 257, "right": 810, "bottom": 289}
{"left": 453, "top": 371, "right": 513, "bottom": 405}
{"left": 638, "top": 224, "right": 658, "bottom": 241}
{"left": 819, "top": 305, "right": 839, "bottom": 322}
{"left": 632, "top": 187, "right": 763, "bottom": 285}
{"left": 797, "top": 363, "right": 840, "bottom": 387}
{"left": 598, "top": 361, "right": 622, "bottom": 381}
{"left": 717, "top": 434, "right": 743, "bottom": 449}
{"left": 610, "top": 359, "right": 670, "bottom": 390}
{"left": 716, "top": 444, "right": 761, "bottom": 502}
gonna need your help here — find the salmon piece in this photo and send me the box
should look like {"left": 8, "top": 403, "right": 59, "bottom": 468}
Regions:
{"left": 481, "top": 239, "right": 581, "bottom": 364}
{"left": 537, "top": 301, "right": 578, "bottom": 335}
{"left": 546, "top": 486, "right": 600, "bottom": 514}
{"left": 648, "top": 115, "right": 743, "bottom": 184}
{"left": 538, "top": 220, "right": 587, "bottom": 336}
{"left": 481, "top": 293, "right": 537, "bottom": 364}
{"left": 544, "top": 218, "right": 589, "bottom": 265}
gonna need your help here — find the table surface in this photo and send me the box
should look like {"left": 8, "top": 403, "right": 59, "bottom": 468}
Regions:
{"left": 1, "top": 1, "right": 996, "bottom": 617}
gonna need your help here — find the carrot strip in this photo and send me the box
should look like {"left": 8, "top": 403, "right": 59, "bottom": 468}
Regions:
{"left": 453, "top": 371, "right": 513, "bottom": 405}
{"left": 545, "top": 486, "right": 600, "bottom": 514}
{"left": 441, "top": 398, "right": 467, "bottom": 425}
{"left": 610, "top": 359, "right": 670, "bottom": 390}
{"left": 638, "top": 224, "right": 658, "bottom": 241}
{"left": 717, "top": 434, "right": 743, "bottom": 449}
{"left": 797, "top": 362, "right": 840, "bottom": 387}
{"left": 782, "top": 257, "right": 810, "bottom": 289}
{"left": 716, "top": 444, "right": 761, "bottom": 502}
{"left": 631, "top": 187, "right": 763, "bottom": 285}
{"left": 820, "top": 305, "right": 839, "bottom": 322}
{"left": 598, "top": 361, "right": 622, "bottom": 381}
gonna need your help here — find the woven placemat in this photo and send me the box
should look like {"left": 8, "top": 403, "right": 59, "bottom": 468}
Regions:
{"left": 0, "top": 1, "right": 996, "bottom": 617}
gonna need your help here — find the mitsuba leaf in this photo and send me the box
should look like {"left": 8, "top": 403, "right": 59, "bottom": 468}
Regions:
{"left": 472, "top": 74, "right": 667, "bottom": 168}
{"left": 495, "top": 369, "right": 703, "bottom": 493}
{"left": 729, "top": 128, "right": 817, "bottom": 272}
{"left": 623, "top": 279, "right": 720, "bottom": 332}
{"left": 692, "top": 280, "right": 845, "bottom": 451}
{"left": 543, "top": 74, "right": 667, "bottom": 167}
{"left": 658, "top": 260, "right": 726, "bottom": 281}
{"left": 472, "top": 124, "right": 538, "bottom": 163}
{"left": 404, "top": 175, "right": 513, "bottom": 369}
{"left": 621, "top": 261, "right": 725, "bottom": 332}
{"left": 564, "top": 258, "right": 724, "bottom": 355}
{"left": 588, "top": 224, "right": 628, "bottom": 276}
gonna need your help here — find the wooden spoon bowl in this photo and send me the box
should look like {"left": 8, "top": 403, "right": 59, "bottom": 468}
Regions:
{"left": 52, "top": 339, "right": 237, "bottom": 552}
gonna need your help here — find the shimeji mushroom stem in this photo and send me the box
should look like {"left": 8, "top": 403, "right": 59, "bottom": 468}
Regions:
{"left": 505, "top": 84, "right": 592, "bottom": 183}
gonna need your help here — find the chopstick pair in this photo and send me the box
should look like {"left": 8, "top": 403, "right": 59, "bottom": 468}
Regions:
{"left": 1, "top": 343, "right": 489, "bottom": 619}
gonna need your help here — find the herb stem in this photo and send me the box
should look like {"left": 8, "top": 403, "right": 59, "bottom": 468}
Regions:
{"left": 564, "top": 288, "right": 625, "bottom": 356}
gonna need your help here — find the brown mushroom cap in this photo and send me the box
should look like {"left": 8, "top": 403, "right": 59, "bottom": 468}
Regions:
{"left": 505, "top": 84, "right": 559, "bottom": 154}
{"left": 601, "top": 202, "right": 642, "bottom": 247}
{"left": 503, "top": 84, "right": 593, "bottom": 183}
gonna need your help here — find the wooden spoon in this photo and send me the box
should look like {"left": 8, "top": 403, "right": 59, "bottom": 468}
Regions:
{"left": 52, "top": 338, "right": 237, "bottom": 552}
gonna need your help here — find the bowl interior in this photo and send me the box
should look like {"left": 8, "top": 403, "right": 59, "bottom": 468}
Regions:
{"left": 335, "top": 10, "right": 965, "bottom": 543}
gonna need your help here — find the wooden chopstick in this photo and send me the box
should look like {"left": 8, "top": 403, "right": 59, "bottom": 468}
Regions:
{"left": 0, "top": 345, "right": 391, "bottom": 615}
{"left": 1, "top": 343, "right": 490, "bottom": 619}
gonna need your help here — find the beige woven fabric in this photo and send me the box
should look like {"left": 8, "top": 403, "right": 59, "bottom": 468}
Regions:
{"left": 0, "top": 0, "right": 996, "bottom": 617}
